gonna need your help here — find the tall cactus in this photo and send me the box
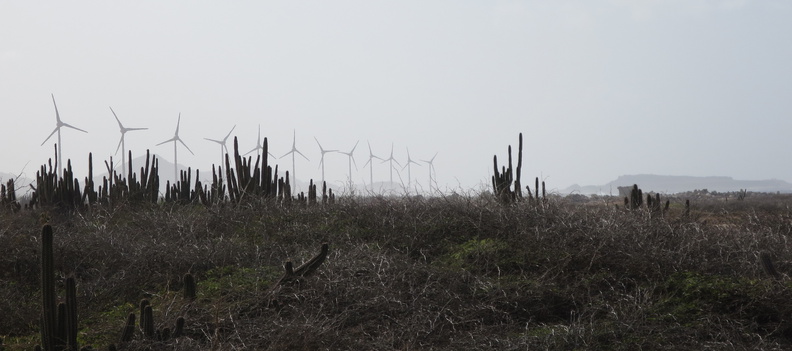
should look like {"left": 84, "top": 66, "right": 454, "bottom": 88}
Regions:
{"left": 82, "top": 153, "right": 97, "bottom": 205}
{"left": 40, "top": 225, "right": 57, "bottom": 351}
{"left": 39, "top": 225, "right": 83, "bottom": 351}
{"left": 65, "top": 276, "right": 78, "bottom": 350}
{"left": 1, "top": 178, "right": 21, "bottom": 212}
{"left": 514, "top": 133, "right": 523, "bottom": 199}
{"left": 628, "top": 184, "right": 643, "bottom": 210}
{"left": 491, "top": 133, "right": 525, "bottom": 203}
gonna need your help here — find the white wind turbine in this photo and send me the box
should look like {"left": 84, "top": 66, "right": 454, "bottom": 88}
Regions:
{"left": 156, "top": 114, "right": 194, "bottom": 182}
{"left": 244, "top": 124, "right": 275, "bottom": 158}
{"left": 41, "top": 94, "right": 88, "bottom": 177}
{"left": 339, "top": 141, "right": 359, "bottom": 191}
{"left": 362, "top": 141, "right": 382, "bottom": 190}
{"left": 380, "top": 143, "right": 402, "bottom": 184}
{"left": 402, "top": 147, "right": 421, "bottom": 191}
{"left": 421, "top": 152, "right": 438, "bottom": 194}
{"left": 280, "top": 130, "right": 309, "bottom": 189}
{"left": 314, "top": 137, "right": 338, "bottom": 186}
{"left": 110, "top": 106, "right": 147, "bottom": 178}
{"left": 204, "top": 125, "right": 236, "bottom": 168}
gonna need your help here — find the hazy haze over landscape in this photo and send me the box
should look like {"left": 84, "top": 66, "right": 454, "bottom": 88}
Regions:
{"left": 1, "top": 1, "right": 790, "bottom": 193}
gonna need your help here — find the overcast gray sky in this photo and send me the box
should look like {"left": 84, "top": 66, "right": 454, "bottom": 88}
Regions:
{"left": 2, "top": 1, "right": 790, "bottom": 194}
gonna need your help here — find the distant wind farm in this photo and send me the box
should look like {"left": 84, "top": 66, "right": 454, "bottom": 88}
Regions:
{"left": 35, "top": 96, "right": 442, "bottom": 197}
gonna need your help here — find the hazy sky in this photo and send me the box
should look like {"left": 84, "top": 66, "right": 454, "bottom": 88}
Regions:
{"left": 2, "top": 1, "right": 791, "bottom": 194}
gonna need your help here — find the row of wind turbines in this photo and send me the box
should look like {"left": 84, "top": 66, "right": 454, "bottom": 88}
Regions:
{"left": 40, "top": 94, "right": 440, "bottom": 193}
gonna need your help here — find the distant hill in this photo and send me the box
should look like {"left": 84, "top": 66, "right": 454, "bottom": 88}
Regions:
{"left": 563, "top": 174, "right": 792, "bottom": 195}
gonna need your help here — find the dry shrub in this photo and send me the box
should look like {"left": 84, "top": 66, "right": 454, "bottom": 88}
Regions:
{"left": 3, "top": 193, "right": 792, "bottom": 349}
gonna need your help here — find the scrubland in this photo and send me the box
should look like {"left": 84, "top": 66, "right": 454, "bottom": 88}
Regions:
{"left": 2, "top": 191, "right": 792, "bottom": 350}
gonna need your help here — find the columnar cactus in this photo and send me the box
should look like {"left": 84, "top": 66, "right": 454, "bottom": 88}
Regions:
{"left": 183, "top": 273, "right": 196, "bottom": 301}
{"left": 490, "top": 133, "right": 527, "bottom": 203}
{"left": 628, "top": 184, "right": 643, "bottom": 210}
{"left": 41, "top": 225, "right": 57, "bottom": 351}
{"left": 65, "top": 276, "right": 78, "bottom": 350}
{"left": 1, "top": 178, "right": 20, "bottom": 212}
{"left": 515, "top": 133, "right": 523, "bottom": 199}
{"left": 82, "top": 153, "right": 97, "bottom": 205}
{"left": 119, "top": 313, "right": 135, "bottom": 343}
{"left": 142, "top": 305, "right": 155, "bottom": 339}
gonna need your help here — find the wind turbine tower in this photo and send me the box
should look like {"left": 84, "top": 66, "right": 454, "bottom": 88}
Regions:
{"left": 314, "top": 137, "right": 338, "bottom": 186}
{"left": 156, "top": 114, "right": 194, "bottom": 183}
{"left": 381, "top": 143, "right": 402, "bottom": 184}
{"left": 402, "top": 147, "right": 421, "bottom": 191}
{"left": 41, "top": 94, "right": 88, "bottom": 177}
{"left": 421, "top": 152, "right": 438, "bottom": 194}
{"left": 339, "top": 141, "right": 359, "bottom": 191}
{"left": 363, "top": 141, "right": 382, "bottom": 190}
{"left": 110, "top": 106, "right": 147, "bottom": 178}
{"left": 244, "top": 124, "right": 276, "bottom": 158}
{"left": 204, "top": 125, "right": 236, "bottom": 168}
{"left": 280, "top": 130, "right": 309, "bottom": 190}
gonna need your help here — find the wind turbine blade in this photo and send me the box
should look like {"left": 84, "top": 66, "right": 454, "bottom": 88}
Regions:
{"left": 244, "top": 147, "right": 258, "bottom": 156}
{"left": 296, "top": 149, "right": 310, "bottom": 161}
{"left": 41, "top": 127, "right": 59, "bottom": 145}
{"left": 127, "top": 127, "right": 148, "bottom": 131}
{"left": 156, "top": 138, "right": 176, "bottom": 146}
{"left": 205, "top": 138, "right": 223, "bottom": 144}
{"left": 314, "top": 136, "right": 322, "bottom": 150}
{"left": 179, "top": 139, "right": 195, "bottom": 155}
{"left": 51, "top": 94, "right": 61, "bottom": 122}
{"left": 175, "top": 113, "right": 182, "bottom": 135}
{"left": 109, "top": 106, "right": 123, "bottom": 129}
{"left": 115, "top": 137, "right": 124, "bottom": 155}
{"left": 61, "top": 122, "right": 87, "bottom": 133}
{"left": 280, "top": 151, "right": 291, "bottom": 159}
{"left": 224, "top": 125, "right": 236, "bottom": 142}
{"left": 350, "top": 140, "right": 359, "bottom": 154}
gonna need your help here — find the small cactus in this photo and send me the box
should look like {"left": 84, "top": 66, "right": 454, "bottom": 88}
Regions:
{"left": 173, "top": 317, "right": 185, "bottom": 338}
{"left": 142, "top": 305, "right": 155, "bottom": 339}
{"left": 119, "top": 313, "right": 135, "bottom": 343}
{"left": 183, "top": 273, "right": 196, "bottom": 300}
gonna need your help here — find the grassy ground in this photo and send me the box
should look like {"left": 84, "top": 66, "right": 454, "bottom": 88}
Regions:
{"left": 2, "top": 192, "right": 792, "bottom": 350}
